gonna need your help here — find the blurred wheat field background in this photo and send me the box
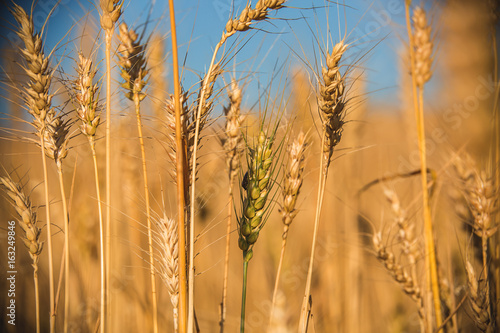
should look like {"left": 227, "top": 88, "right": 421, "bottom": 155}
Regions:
{"left": 0, "top": 0, "right": 499, "bottom": 332}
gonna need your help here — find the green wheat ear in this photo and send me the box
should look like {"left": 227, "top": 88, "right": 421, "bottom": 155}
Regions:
{"left": 238, "top": 130, "right": 276, "bottom": 260}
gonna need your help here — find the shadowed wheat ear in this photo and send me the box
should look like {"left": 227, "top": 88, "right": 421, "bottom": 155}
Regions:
{"left": 157, "top": 217, "right": 180, "bottom": 333}
{"left": 270, "top": 131, "right": 306, "bottom": 330}
{"left": 220, "top": 80, "right": 244, "bottom": 332}
{"left": 405, "top": 2, "right": 442, "bottom": 330}
{"left": 453, "top": 154, "right": 498, "bottom": 332}
{"left": 1, "top": 176, "right": 42, "bottom": 333}
{"left": 117, "top": 21, "right": 158, "bottom": 333}
{"left": 99, "top": 2, "right": 122, "bottom": 329}
{"left": 73, "top": 53, "right": 105, "bottom": 333}
{"left": 372, "top": 232, "right": 425, "bottom": 320}
{"left": 300, "top": 40, "right": 348, "bottom": 332}
{"left": 10, "top": 3, "right": 58, "bottom": 330}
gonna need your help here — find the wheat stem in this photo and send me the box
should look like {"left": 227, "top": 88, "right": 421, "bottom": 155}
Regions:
{"left": 270, "top": 236, "right": 287, "bottom": 329}
{"left": 133, "top": 95, "right": 158, "bottom": 333}
{"left": 240, "top": 259, "right": 249, "bottom": 333}
{"left": 220, "top": 190, "right": 234, "bottom": 333}
{"left": 168, "top": 2, "right": 188, "bottom": 332}
{"left": 405, "top": 2, "right": 443, "bottom": 330}
{"left": 56, "top": 166, "right": 70, "bottom": 333}
{"left": 299, "top": 132, "right": 327, "bottom": 332}
{"left": 40, "top": 135, "right": 56, "bottom": 332}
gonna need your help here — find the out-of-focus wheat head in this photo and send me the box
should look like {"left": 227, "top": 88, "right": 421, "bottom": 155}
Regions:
{"left": 223, "top": 80, "right": 244, "bottom": 184}
{"left": 412, "top": 7, "right": 433, "bottom": 88}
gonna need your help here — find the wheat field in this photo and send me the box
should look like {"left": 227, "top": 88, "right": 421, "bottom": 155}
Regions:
{"left": 0, "top": 0, "right": 499, "bottom": 332}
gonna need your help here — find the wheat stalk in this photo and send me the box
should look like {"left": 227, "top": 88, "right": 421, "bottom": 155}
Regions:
{"left": 188, "top": 3, "right": 288, "bottom": 329}
{"left": 117, "top": 21, "right": 158, "bottom": 333}
{"left": 10, "top": 3, "right": 58, "bottom": 330}
{"left": 300, "top": 40, "right": 348, "bottom": 332}
{"left": 270, "top": 131, "right": 306, "bottom": 329}
{"left": 1, "top": 176, "right": 42, "bottom": 333}
{"left": 73, "top": 53, "right": 105, "bottom": 333}
{"left": 404, "top": 2, "right": 442, "bottom": 330}
{"left": 99, "top": 1, "right": 122, "bottom": 329}
{"left": 220, "top": 80, "right": 244, "bottom": 332}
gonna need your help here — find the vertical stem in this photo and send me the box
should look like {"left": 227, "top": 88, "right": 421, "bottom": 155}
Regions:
{"left": 298, "top": 132, "right": 327, "bottom": 332}
{"left": 104, "top": 30, "right": 112, "bottom": 330}
{"left": 240, "top": 259, "right": 249, "bottom": 333}
{"left": 167, "top": 1, "right": 188, "bottom": 332}
{"left": 34, "top": 264, "right": 40, "bottom": 333}
{"left": 40, "top": 135, "right": 56, "bottom": 333}
{"left": 133, "top": 95, "right": 158, "bottom": 333}
{"left": 220, "top": 189, "right": 234, "bottom": 333}
{"left": 404, "top": 2, "right": 442, "bottom": 330}
{"left": 89, "top": 138, "right": 105, "bottom": 333}
{"left": 269, "top": 235, "right": 288, "bottom": 330}
{"left": 57, "top": 166, "right": 70, "bottom": 333}
{"left": 417, "top": 89, "right": 443, "bottom": 330}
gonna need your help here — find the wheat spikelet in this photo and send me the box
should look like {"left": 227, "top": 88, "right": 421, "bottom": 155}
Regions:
{"left": 157, "top": 217, "right": 179, "bottom": 332}
{"left": 413, "top": 6, "right": 433, "bottom": 88}
{"left": 224, "top": 0, "right": 286, "bottom": 35}
{"left": 99, "top": 0, "right": 122, "bottom": 32}
{"left": 318, "top": 41, "right": 347, "bottom": 169}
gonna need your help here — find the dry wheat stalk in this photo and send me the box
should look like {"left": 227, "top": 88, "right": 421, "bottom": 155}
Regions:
{"left": 99, "top": 2, "right": 122, "bottom": 329}
{"left": 1, "top": 176, "right": 42, "bottom": 333}
{"left": 157, "top": 217, "right": 180, "bottom": 333}
{"left": 270, "top": 131, "right": 306, "bottom": 329}
{"left": 300, "top": 41, "right": 348, "bottom": 332}
{"left": 412, "top": 6, "right": 433, "bottom": 88}
{"left": 73, "top": 52, "right": 105, "bottom": 333}
{"left": 117, "top": 21, "right": 159, "bottom": 333}
{"left": 220, "top": 80, "right": 244, "bottom": 331}
{"left": 10, "top": 3, "right": 57, "bottom": 330}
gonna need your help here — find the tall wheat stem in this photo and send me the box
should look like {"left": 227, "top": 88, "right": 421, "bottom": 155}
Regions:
{"left": 104, "top": 30, "right": 112, "bottom": 327}
{"left": 89, "top": 138, "right": 105, "bottom": 333}
{"left": 56, "top": 166, "right": 70, "bottom": 333}
{"left": 299, "top": 132, "right": 327, "bottom": 332}
{"left": 40, "top": 136, "right": 56, "bottom": 333}
{"left": 270, "top": 236, "right": 287, "bottom": 326}
{"left": 34, "top": 264, "right": 40, "bottom": 333}
{"left": 240, "top": 259, "right": 249, "bottom": 333}
{"left": 168, "top": 1, "right": 188, "bottom": 332}
{"left": 133, "top": 94, "right": 158, "bottom": 333}
{"left": 220, "top": 190, "right": 234, "bottom": 332}
{"left": 404, "top": 2, "right": 443, "bottom": 330}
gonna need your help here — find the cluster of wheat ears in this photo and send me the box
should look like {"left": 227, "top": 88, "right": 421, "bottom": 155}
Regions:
{"left": 1, "top": 0, "right": 499, "bottom": 332}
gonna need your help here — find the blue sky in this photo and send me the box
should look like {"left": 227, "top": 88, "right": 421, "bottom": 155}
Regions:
{"left": 0, "top": 0, "right": 414, "bottom": 115}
